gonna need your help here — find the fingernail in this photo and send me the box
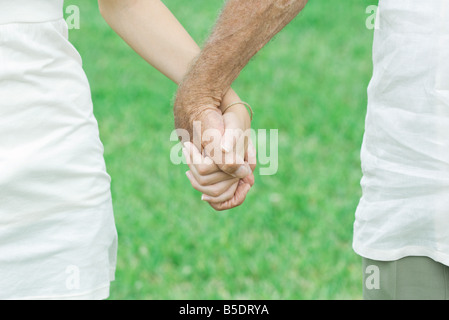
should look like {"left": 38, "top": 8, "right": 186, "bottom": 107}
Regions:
{"left": 201, "top": 194, "right": 211, "bottom": 201}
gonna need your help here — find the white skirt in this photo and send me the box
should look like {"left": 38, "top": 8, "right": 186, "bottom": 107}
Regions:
{"left": 0, "top": 18, "right": 117, "bottom": 299}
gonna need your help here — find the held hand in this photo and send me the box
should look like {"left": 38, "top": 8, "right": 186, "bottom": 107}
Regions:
{"left": 183, "top": 140, "right": 256, "bottom": 211}
{"left": 174, "top": 85, "right": 252, "bottom": 179}
{"left": 183, "top": 141, "right": 240, "bottom": 204}
{"left": 183, "top": 96, "right": 256, "bottom": 211}
{"left": 175, "top": 84, "right": 256, "bottom": 210}
{"left": 208, "top": 138, "right": 256, "bottom": 211}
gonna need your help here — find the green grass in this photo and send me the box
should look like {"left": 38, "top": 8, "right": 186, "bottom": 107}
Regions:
{"left": 66, "top": 0, "right": 378, "bottom": 300}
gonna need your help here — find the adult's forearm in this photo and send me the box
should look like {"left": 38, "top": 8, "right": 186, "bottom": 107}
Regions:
{"left": 178, "top": 0, "right": 308, "bottom": 104}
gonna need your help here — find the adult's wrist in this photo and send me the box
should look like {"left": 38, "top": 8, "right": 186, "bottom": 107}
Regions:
{"left": 176, "top": 75, "right": 224, "bottom": 107}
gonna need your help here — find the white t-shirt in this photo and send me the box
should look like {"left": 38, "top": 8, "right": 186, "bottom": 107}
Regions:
{"left": 353, "top": 0, "right": 449, "bottom": 266}
{"left": 0, "top": 0, "right": 117, "bottom": 299}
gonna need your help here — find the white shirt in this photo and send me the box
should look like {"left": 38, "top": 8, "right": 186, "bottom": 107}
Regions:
{"left": 0, "top": 0, "right": 63, "bottom": 24}
{"left": 353, "top": 0, "right": 449, "bottom": 266}
{"left": 0, "top": 0, "right": 117, "bottom": 299}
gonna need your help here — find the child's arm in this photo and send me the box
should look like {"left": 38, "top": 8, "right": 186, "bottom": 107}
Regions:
{"left": 99, "top": 0, "right": 198, "bottom": 85}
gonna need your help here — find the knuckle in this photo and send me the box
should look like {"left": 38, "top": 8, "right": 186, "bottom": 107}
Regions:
{"left": 210, "top": 188, "right": 222, "bottom": 198}
{"left": 221, "top": 163, "right": 239, "bottom": 174}
{"left": 196, "top": 165, "right": 209, "bottom": 175}
{"left": 196, "top": 175, "right": 208, "bottom": 186}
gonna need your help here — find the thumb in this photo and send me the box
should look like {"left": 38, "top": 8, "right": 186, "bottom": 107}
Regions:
{"left": 191, "top": 107, "right": 224, "bottom": 152}
{"left": 197, "top": 108, "right": 251, "bottom": 179}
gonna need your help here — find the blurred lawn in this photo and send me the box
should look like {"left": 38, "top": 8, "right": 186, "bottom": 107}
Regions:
{"left": 66, "top": 0, "right": 377, "bottom": 299}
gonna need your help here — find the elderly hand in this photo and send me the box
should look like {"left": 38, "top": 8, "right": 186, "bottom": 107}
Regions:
{"left": 174, "top": 83, "right": 252, "bottom": 179}
{"left": 179, "top": 92, "right": 257, "bottom": 211}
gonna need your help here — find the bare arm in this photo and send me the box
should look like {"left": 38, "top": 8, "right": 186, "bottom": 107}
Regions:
{"left": 174, "top": 0, "right": 308, "bottom": 133}
{"left": 98, "top": 0, "right": 250, "bottom": 131}
{"left": 98, "top": 0, "right": 200, "bottom": 84}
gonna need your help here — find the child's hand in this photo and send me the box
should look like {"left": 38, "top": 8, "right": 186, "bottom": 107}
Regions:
{"left": 183, "top": 138, "right": 256, "bottom": 211}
